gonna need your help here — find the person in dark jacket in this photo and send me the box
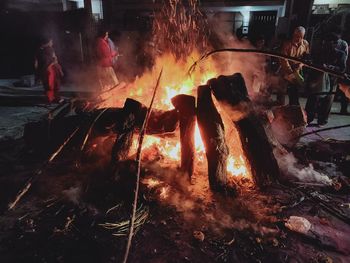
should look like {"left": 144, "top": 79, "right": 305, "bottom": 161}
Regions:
{"left": 305, "top": 33, "right": 347, "bottom": 126}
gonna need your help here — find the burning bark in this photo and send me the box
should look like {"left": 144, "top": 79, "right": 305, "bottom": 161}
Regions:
{"left": 209, "top": 73, "right": 280, "bottom": 188}
{"left": 111, "top": 98, "right": 180, "bottom": 162}
{"left": 197, "top": 84, "right": 229, "bottom": 191}
{"left": 111, "top": 99, "right": 142, "bottom": 162}
{"left": 171, "top": 94, "right": 196, "bottom": 179}
{"left": 93, "top": 99, "right": 178, "bottom": 135}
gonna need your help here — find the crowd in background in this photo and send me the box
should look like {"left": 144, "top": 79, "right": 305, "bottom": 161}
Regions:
{"left": 250, "top": 25, "right": 349, "bottom": 127}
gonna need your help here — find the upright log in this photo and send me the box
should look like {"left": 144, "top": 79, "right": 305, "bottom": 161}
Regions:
{"left": 171, "top": 94, "right": 196, "bottom": 179}
{"left": 111, "top": 99, "right": 142, "bottom": 162}
{"left": 197, "top": 85, "right": 229, "bottom": 191}
{"left": 209, "top": 73, "right": 280, "bottom": 188}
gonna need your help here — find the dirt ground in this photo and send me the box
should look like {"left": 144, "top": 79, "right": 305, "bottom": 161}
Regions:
{"left": 0, "top": 133, "right": 350, "bottom": 263}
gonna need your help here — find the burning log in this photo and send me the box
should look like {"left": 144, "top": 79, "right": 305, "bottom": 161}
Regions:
{"left": 92, "top": 100, "right": 178, "bottom": 135}
{"left": 111, "top": 99, "right": 142, "bottom": 162}
{"left": 111, "top": 98, "right": 179, "bottom": 162}
{"left": 171, "top": 94, "right": 196, "bottom": 179}
{"left": 209, "top": 73, "right": 280, "bottom": 188}
{"left": 197, "top": 84, "right": 229, "bottom": 191}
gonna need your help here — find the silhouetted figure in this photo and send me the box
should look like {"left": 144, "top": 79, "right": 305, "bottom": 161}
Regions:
{"left": 34, "top": 37, "right": 63, "bottom": 103}
{"left": 305, "top": 33, "right": 347, "bottom": 126}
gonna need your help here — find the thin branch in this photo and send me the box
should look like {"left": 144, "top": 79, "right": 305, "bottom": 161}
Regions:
{"left": 8, "top": 126, "right": 80, "bottom": 210}
{"left": 188, "top": 48, "right": 349, "bottom": 80}
{"left": 122, "top": 68, "right": 163, "bottom": 263}
{"left": 297, "top": 124, "right": 350, "bottom": 138}
{"left": 80, "top": 108, "right": 108, "bottom": 151}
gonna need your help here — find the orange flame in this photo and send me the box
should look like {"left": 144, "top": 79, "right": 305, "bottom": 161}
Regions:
{"left": 160, "top": 186, "right": 169, "bottom": 199}
{"left": 142, "top": 178, "right": 161, "bottom": 188}
{"left": 117, "top": 52, "right": 250, "bottom": 179}
{"left": 227, "top": 155, "right": 249, "bottom": 177}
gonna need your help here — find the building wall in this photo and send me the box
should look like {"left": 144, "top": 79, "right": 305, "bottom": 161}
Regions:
{"left": 314, "top": 0, "right": 350, "bottom": 5}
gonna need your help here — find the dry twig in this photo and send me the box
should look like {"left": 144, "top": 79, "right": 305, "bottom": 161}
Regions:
{"left": 122, "top": 69, "right": 163, "bottom": 263}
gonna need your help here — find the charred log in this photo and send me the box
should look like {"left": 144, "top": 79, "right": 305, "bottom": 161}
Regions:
{"left": 24, "top": 98, "right": 178, "bottom": 154}
{"left": 93, "top": 99, "right": 178, "bottom": 135}
{"left": 111, "top": 99, "right": 142, "bottom": 162}
{"left": 171, "top": 94, "right": 196, "bottom": 179}
{"left": 197, "top": 85, "right": 229, "bottom": 191}
{"left": 209, "top": 73, "right": 280, "bottom": 188}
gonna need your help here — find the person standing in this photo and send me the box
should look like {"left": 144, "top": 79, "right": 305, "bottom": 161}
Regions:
{"left": 96, "top": 29, "right": 119, "bottom": 91}
{"left": 34, "top": 37, "right": 63, "bottom": 103}
{"left": 305, "top": 33, "right": 347, "bottom": 126}
{"left": 280, "top": 26, "right": 310, "bottom": 106}
{"left": 335, "top": 29, "right": 349, "bottom": 114}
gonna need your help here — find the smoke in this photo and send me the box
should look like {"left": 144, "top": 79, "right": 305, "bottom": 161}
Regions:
{"left": 206, "top": 12, "right": 268, "bottom": 98}
{"left": 62, "top": 186, "right": 82, "bottom": 205}
{"left": 143, "top": 159, "right": 279, "bottom": 235}
{"left": 275, "top": 151, "right": 332, "bottom": 185}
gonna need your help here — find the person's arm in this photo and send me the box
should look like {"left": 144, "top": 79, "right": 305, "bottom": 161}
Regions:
{"left": 279, "top": 42, "right": 294, "bottom": 75}
{"left": 325, "top": 50, "right": 347, "bottom": 73}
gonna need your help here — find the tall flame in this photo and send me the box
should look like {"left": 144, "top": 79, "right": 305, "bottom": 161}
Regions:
{"left": 120, "top": 52, "right": 250, "bottom": 179}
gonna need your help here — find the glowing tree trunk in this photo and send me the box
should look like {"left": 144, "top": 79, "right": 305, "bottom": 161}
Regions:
{"left": 171, "top": 94, "right": 196, "bottom": 180}
{"left": 111, "top": 99, "right": 142, "bottom": 162}
{"left": 197, "top": 84, "right": 229, "bottom": 191}
{"left": 209, "top": 73, "right": 280, "bottom": 188}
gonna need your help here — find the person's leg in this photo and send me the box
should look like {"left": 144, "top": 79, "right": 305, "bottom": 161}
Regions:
{"left": 53, "top": 66, "right": 61, "bottom": 101}
{"left": 305, "top": 95, "right": 317, "bottom": 124}
{"left": 287, "top": 83, "right": 299, "bottom": 106}
{"left": 276, "top": 93, "right": 286, "bottom": 105}
{"left": 340, "top": 92, "right": 349, "bottom": 114}
{"left": 45, "top": 67, "right": 55, "bottom": 103}
{"left": 318, "top": 94, "right": 335, "bottom": 125}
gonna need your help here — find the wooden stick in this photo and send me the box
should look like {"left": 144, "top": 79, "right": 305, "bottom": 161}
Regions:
{"left": 80, "top": 108, "right": 108, "bottom": 151}
{"left": 8, "top": 126, "right": 80, "bottom": 210}
{"left": 297, "top": 124, "right": 350, "bottom": 138}
{"left": 122, "top": 68, "right": 163, "bottom": 263}
{"left": 188, "top": 48, "right": 349, "bottom": 80}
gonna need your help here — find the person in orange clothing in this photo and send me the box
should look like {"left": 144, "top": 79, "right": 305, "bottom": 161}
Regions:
{"left": 34, "top": 37, "right": 64, "bottom": 103}
{"left": 280, "top": 26, "right": 310, "bottom": 106}
{"left": 96, "top": 29, "right": 119, "bottom": 91}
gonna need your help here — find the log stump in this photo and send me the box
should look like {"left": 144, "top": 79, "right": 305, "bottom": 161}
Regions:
{"left": 111, "top": 99, "right": 142, "bottom": 162}
{"left": 171, "top": 94, "right": 196, "bottom": 179}
{"left": 209, "top": 73, "right": 280, "bottom": 188}
{"left": 197, "top": 85, "right": 229, "bottom": 191}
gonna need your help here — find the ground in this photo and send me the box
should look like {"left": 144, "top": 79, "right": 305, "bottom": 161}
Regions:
{"left": 0, "top": 80, "right": 350, "bottom": 263}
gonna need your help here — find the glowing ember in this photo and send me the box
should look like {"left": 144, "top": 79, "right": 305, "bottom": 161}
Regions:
{"left": 227, "top": 155, "right": 248, "bottom": 177}
{"left": 116, "top": 52, "right": 250, "bottom": 180}
{"left": 142, "top": 178, "right": 161, "bottom": 188}
{"left": 194, "top": 123, "right": 205, "bottom": 162}
{"left": 160, "top": 186, "right": 169, "bottom": 199}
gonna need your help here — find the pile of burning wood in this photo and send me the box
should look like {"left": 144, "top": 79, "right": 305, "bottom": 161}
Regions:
{"left": 24, "top": 73, "right": 282, "bottom": 195}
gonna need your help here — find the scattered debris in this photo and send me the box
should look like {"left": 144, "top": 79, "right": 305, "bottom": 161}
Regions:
{"left": 193, "top": 231, "right": 205, "bottom": 242}
{"left": 285, "top": 216, "right": 311, "bottom": 234}
{"left": 99, "top": 205, "right": 149, "bottom": 237}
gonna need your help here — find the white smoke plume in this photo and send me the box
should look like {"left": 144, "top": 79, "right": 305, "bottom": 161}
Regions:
{"left": 276, "top": 152, "right": 332, "bottom": 185}
{"left": 206, "top": 12, "right": 268, "bottom": 97}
